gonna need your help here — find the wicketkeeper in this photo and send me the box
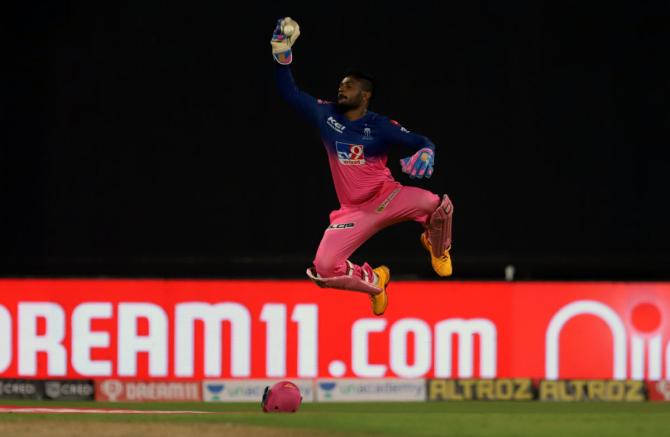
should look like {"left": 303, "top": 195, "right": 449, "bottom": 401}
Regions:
{"left": 271, "top": 17, "right": 453, "bottom": 316}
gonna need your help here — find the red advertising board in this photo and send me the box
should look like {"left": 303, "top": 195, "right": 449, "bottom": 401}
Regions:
{"left": 0, "top": 279, "right": 669, "bottom": 380}
{"left": 646, "top": 381, "right": 670, "bottom": 401}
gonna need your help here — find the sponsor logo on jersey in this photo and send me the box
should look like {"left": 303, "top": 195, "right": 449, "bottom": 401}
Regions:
{"left": 336, "top": 142, "right": 365, "bottom": 165}
{"left": 327, "top": 223, "right": 355, "bottom": 230}
{"left": 327, "top": 116, "right": 346, "bottom": 133}
{"left": 376, "top": 188, "right": 401, "bottom": 213}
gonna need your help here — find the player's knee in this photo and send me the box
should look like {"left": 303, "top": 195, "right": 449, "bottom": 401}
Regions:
{"left": 423, "top": 192, "right": 441, "bottom": 214}
{"left": 312, "top": 256, "right": 340, "bottom": 278}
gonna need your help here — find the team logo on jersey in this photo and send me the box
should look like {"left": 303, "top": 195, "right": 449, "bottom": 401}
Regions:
{"left": 363, "top": 127, "right": 373, "bottom": 140}
{"left": 327, "top": 116, "right": 346, "bottom": 133}
{"left": 336, "top": 142, "right": 365, "bottom": 165}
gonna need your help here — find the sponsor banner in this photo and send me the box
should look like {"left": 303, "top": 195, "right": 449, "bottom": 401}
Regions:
{"left": 427, "top": 379, "right": 647, "bottom": 402}
{"left": 2, "top": 280, "right": 670, "bottom": 380}
{"left": 95, "top": 380, "right": 201, "bottom": 402}
{"left": 203, "top": 379, "right": 314, "bottom": 402}
{"left": 538, "top": 379, "right": 645, "bottom": 402}
{"left": 0, "top": 379, "right": 44, "bottom": 400}
{"left": 427, "top": 379, "right": 534, "bottom": 401}
{"left": 315, "top": 378, "right": 425, "bottom": 402}
{"left": 646, "top": 381, "right": 670, "bottom": 401}
{"left": 44, "top": 380, "right": 94, "bottom": 400}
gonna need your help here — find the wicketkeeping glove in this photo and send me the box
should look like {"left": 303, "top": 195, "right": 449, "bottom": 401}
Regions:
{"left": 271, "top": 17, "right": 300, "bottom": 65}
{"left": 400, "top": 147, "right": 435, "bottom": 179}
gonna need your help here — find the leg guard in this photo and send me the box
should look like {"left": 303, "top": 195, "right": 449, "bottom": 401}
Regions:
{"left": 427, "top": 194, "right": 453, "bottom": 257}
{"left": 306, "top": 261, "right": 381, "bottom": 295}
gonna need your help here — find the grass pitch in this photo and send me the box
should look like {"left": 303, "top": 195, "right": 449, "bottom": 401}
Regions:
{"left": 2, "top": 401, "right": 670, "bottom": 437}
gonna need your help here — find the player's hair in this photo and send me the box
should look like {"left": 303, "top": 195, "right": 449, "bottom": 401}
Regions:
{"left": 343, "top": 69, "right": 375, "bottom": 98}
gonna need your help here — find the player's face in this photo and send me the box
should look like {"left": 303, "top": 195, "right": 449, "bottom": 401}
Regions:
{"left": 337, "top": 77, "right": 368, "bottom": 111}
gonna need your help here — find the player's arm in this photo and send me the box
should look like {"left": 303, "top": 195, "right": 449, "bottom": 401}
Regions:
{"left": 271, "top": 17, "right": 321, "bottom": 126}
{"left": 275, "top": 65, "right": 322, "bottom": 126}
{"left": 383, "top": 119, "right": 437, "bottom": 179}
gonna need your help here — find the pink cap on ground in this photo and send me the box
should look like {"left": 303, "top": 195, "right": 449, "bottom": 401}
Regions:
{"left": 261, "top": 381, "right": 302, "bottom": 413}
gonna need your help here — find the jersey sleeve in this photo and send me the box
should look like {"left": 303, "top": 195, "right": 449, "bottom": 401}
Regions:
{"left": 276, "top": 64, "right": 322, "bottom": 127}
{"left": 381, "top": 118, "right": 436, "bottom": 152}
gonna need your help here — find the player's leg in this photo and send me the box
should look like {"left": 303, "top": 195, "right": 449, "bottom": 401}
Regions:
{"left": 421, "top": 194, "right": 453, "bottom": 276}
{"left": 377, "top": 185, "right": 453, "bottom": 277}
{"left": 307, "top": 208, "right": 389, "bottom": 315}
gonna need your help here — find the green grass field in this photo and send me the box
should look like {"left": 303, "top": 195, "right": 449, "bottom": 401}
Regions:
{"left": 3, "top": 401, "right": 670, "bottom": 437}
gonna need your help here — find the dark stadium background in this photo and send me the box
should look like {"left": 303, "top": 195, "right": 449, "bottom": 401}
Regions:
{"left": 3, "top": 1, "right": 669, "bottom": 280}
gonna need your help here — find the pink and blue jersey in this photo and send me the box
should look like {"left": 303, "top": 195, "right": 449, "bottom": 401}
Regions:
{"left": 276, "top": 65, "right": 436, "bottom": 207}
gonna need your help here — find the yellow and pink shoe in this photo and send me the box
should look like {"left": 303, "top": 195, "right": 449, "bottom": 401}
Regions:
{"left": 421, "top": 233, "right": 453, "bottom": 277}
{"left": 370, "top": 266, "right": 390, "bottom": 316}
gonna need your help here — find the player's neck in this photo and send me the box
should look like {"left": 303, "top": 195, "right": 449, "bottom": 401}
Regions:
{"left": 343, "top": 106, "right": 368, "bottom": 122}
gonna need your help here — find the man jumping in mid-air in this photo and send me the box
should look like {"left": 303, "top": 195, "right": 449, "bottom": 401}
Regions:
{"left": 271, "top": 17, "right": 453, "bottom": 316}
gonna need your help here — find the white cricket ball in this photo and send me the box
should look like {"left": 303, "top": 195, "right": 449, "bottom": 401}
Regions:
{"left": 283, "top": 25, "right": 295, "bottom": 36}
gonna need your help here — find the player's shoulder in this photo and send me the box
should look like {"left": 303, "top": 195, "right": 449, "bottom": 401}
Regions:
{"left": 367, "top": 111, "right": 391, "bottom": 125}
{"left": 373, "top": 113, "right": 411, "bottom": 132}
{"left": 315, "top": 98, "right": 338, "bottom": 116}
{"left": 316, "top": 98, "right": 336, "bottom": 108}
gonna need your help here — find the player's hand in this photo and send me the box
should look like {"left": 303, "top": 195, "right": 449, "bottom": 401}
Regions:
{"left": 400, "top": 147, "right": 434, "bottom": 179}
{"left": 271, "top": 17, "right": 301, "bottom": 65}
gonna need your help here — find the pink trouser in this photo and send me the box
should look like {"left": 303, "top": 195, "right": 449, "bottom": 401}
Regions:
{"left": 313, "top": 181, "right": 440, "bottom": 280}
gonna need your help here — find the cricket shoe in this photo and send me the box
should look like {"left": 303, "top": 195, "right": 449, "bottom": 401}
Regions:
{"left": 370, "top": 266, "right": 390, "bottom": 316}
{"left": 420, "top": 232, "right": 453, "bottom": 277}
